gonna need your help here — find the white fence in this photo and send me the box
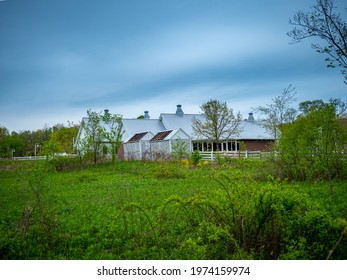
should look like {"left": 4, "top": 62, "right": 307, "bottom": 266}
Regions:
{"left": 11, "top": 154, "right": 78, "bottom": 161}
{"left": 200, "top": 151, "right": 271, "bottom": 161}
{"left": 11, "top": 156, "right": 46, "bottom": 160}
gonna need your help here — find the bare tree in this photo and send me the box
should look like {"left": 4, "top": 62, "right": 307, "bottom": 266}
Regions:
{"left": 192, "top": 99, "right": 242, "bottom": 151}
{"left": 288, "top": 0, "right": 347, "bottom": 83}
{"left": 253, "top": 85, "right": 297, "bottom": 139}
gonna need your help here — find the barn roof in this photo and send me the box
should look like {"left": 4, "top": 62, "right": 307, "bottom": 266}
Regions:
{"left": 150, "top": 130, "right": 173, "bottom": 141}
{"left": 121, "top": 119, "right": 165, "bottom": 141}
{"left": 127, "top": 132, "right": 149, "bottom": 143}
{"left": 159, "top": 113, "right": 274, "bottom": 140}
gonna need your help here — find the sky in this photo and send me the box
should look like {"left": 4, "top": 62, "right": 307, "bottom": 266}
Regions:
{"left": 0, "top": 0, "right": 346, "bottom": 132}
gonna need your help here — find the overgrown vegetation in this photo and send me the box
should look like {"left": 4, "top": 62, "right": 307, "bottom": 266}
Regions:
{"left": 0, "top": 158, "right": 346, "bottom": 260}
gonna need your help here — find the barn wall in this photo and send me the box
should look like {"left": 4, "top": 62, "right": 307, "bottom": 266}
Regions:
{"left": 123, "top": 142, "right": 141, "bottom": 160}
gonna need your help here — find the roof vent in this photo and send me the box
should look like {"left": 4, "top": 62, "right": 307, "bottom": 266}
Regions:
{"left": 248, "top": 112, "right": 255, "bottom": 122}
{"left": 176, "top": 104, "right": 184, "bottom": 116}
{"left": 144, "top": 111, "right": 150, "bottom": 119}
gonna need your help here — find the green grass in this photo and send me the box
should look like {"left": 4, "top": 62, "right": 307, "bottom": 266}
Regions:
{"left": 0, "top": 159, "right": 346, "bottom": 260}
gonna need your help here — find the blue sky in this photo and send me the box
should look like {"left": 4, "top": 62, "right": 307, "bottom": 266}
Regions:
{"left": 0, "top": 0, "right": 346, "bottom": 132}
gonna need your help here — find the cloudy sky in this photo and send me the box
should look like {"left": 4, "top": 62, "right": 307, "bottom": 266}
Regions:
{"left": 0, "top": 0, "right": 346, "bottom": 132}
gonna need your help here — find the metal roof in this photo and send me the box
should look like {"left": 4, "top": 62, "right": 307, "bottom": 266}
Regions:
{"left": 122, "top": 118, "right": 165, "bottom": 141}
{"left": 159, "top": 113, "right": 274, "bottom": 140}
{"left": 150, "top": 130, "right": 173, "bottom": 141}
{"left": 127, "top": 132, "right": 149, "bottom": 143}
{"left": 160, "top": 113, "right": 202, "bottom": 137}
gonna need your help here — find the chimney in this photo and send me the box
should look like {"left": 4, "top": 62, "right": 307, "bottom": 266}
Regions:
{"left": 144, "top": 111, "right": 150, "bottom": 119}
{"left": 247, "top": 112, "right": 255, "bottom": 122}
{"left": 176, "top": 104, "right": 184, "bottom": 116}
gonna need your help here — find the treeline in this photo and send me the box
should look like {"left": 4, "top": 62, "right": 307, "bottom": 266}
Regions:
{"left": 0, "top": 123, "right": 79, "bottom": 158}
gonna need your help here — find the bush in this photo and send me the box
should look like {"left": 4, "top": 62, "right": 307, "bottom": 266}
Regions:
{"left": 190, "top": 150, "right": 202, "bottom": 166}
{"left": 49, "top": 156, "right": 81, "bottom": 171}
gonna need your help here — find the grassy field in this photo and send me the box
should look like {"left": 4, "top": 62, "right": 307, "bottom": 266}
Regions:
{"left": 0, "top": 159, "right": 346, "bottom": 260}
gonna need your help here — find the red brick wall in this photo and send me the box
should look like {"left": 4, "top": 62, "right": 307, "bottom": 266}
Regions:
{"left": 244, "top": 140, "right": 274, "bottom": 151}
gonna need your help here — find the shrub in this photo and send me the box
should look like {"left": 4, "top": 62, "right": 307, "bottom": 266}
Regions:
{"left": 190, "top": 150, "right": 202, "bottom": 166}
{"left": 49, "top": 156, "right": 81, "bottom": 171}
{"left": 153, "top": 162, "right": 186, "bottom": 179}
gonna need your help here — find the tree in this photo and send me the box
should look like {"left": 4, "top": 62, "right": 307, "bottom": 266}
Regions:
{"left": 49, "top": 123, "right": 79, "bottom": 154}
{"left": 278, "top": 102, "right": 347, "bottom": 191}
{"left": 101, "top": 110, "right": 124, "bottom": 164}
{"left": 42, "top": 139, "right": 63, "bottom": 159}
{"left": 79, "top": 110, "right": 107, "bottom": 164}
{"left": 253, "top": 85, "right": 297, "bottom": 139}
{"left": 0, "top": 127, "right": 26, "bottom": 158}
{"left": 288, "top": 0, "right": 347, "bottom": 83}
{"left": 18, "top": 127, "right": 52, "bottom": 156}
{"left": 192, "top": 99, "right": 242, "bottom": 151}
{"left": 299, "top": 98, "right": 347, "bottom": 116}
{"left": 298, "top": 99, "right": 326, "bottom": 115}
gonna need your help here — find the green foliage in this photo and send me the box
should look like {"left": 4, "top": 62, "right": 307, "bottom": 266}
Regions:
{"left": 171, "top": 138, "right": 189, "bottom": 161}
{"left": 101, "top": 111, "right": 124, "bottom": 164}
{"left": 0, "top": 123, "right": 78, "bottom": 158}
{"left": 47, "top": 124, "right": 79, "bottom": 155}
{"left": 78, "top": 110, "right": 123, "bottom": 164}
{"left": 49, "top": 156, "right": 82, "bottom": 171}
{"left": 190, "top": 150, "right": 202, "bottom": 166}
{"left": 78, "top": 110, "right": 107, "bottom": 164}
{"left": 0, "top": 160, "right": 346, "bottom": 259}
{"left": 276, "top": 104, "right": 347, "bottom": 183}
{"left": 152, "top": 161, "right": 186, "bottom": 179}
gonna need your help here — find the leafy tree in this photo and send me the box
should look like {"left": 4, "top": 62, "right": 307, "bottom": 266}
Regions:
{"left": 7, "top": 132, "right": 25, "bottom": 157}
{"left": 49, "top": 123, "right": 79, "bottom": 154}
{"left": 101, "top": 110, "right": 124, "bottom": 164}
{"left": 0, "top": 126, "right": 10, "bottom": 158}
{"left": 278, "top": 103, "right": 347, "bottom": 191}
{"left": 79, "top": 110, "right": 107, "bottom": 164}
{"left": 299, "top": 99, "right": 326, "bottom": 115}
{"left": 42, "top": 139, "right": 63, "bottom": 159}
{"left": 288, "top": 0, "right": 347, "bottom": 83}
{"left": 18, "top": 127, "right": 52, "bottom": 156}
{"left": 77, "top": 110, "right": 124, "bottom": 164}
{"left": 253, "top": 85, "right": 297, "bottom": 139}
{"left": 192, "top": 99, "right": 242, "bottom": 151}
{"left": 299, "top": 98, "right": 347, "bottom": 116}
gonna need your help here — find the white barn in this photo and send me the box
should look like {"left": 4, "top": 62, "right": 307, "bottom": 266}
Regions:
{"left": 75, "top": 105, "right": 275, "bottom": 160}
